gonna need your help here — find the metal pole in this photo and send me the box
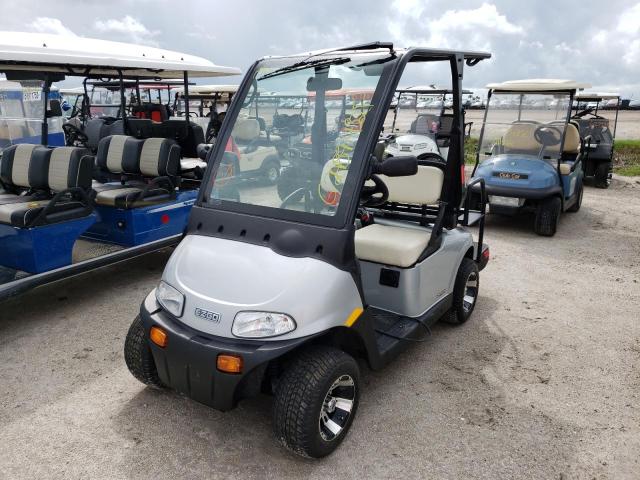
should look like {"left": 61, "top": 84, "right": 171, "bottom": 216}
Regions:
{"left": 41, "top": 75, "right": 50, "bottom": 145}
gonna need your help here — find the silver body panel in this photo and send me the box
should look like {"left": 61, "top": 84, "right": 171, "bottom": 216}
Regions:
{"left": 358, "top": 219, "right": 473, "bottom": 318}
{"left": 162, "top": 235, "right": 362, "bottom": 341}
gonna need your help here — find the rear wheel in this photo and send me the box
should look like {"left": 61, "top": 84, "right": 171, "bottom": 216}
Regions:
{"left": 124, "top": 315, "right": 165, "bottom": 389}
{"left": 567, "top": 183, "right": 583, "bottom": 212}
{"left": 594, "top": 162, "right": 611, "bottom": 188}
{"left": 262, "top": 156, "right": 281, "bottom": 185}
{"left": 534, "top": 196, "right": 561, "bottom": 236}
{"left": 447, "top": 258, "right": 479, "bottom": 324}
{"left": 273, "top": 346, "right": 360, "bottom": 458}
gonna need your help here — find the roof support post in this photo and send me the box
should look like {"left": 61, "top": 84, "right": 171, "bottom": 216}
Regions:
{"left": 40, "top": 74, "right": 51, "bottom": 145}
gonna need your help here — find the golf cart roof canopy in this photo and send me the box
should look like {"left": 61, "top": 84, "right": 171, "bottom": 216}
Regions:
{"left": 0, "top": 31, "right": 241, "bottom": 79}
{"left": 59, "top": 86, "right": 84, "bottom": 94}
{"left": 398, "top": 85, "right": 472, "bottom": 94}
{"left": 88, "top": 79, "right": 191, "bottom": 90}
{"left": 263, "top": 43, "right": 490, "bottom": 63}
{"left": 487, "top": 79, "right": 591, "bottom": 92}
{"left": 574, "top": 92, "right": 620, "bottom": 101}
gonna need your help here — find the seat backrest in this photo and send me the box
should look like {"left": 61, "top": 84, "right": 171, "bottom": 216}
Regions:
{"left": 503, "top": 123, "right": 540, "bottom": 152}
{"left": 47, "top": 146, "right": 93, "bottom": 191}
{"left": 562, "top": 122, "right": 581, "bottom": 154}
{"left": 1, "top": 144, "right": 91, "bottom": 192}
{"left": 411, "top": 114, "right": 438, "bottom": 134}
{"left": 151, "top": 120, "right": 204, "bottom": 158}
{"left": 84, "top": 118, "right": 107, "bottom": 149}
{"left": 126, "top": 118, "right": 154, "bottom": 139}
{"left": 96, "top": 135, "right": 180, "bottom": 178}
{"left": 381, "top": 164, "right": 444, "bottom": 205}
{"left": 232, "top": 117, "right": 260, "bottom": 142}
{"left": 0, "top": 144, "right": 50, "bottom": 191}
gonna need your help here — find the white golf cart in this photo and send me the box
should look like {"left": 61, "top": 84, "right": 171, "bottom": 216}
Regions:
{"left": 125, "top": 42, "right": 491, "bottom": 458}
{"left": 0, "top": 31, "right": 239, "bottom": 299}
{"left": 385, "top": 85, "right": 473, "bottom": 161}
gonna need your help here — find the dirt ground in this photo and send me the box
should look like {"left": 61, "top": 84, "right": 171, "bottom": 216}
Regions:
{"left": 1, "top": 176, "right": 639, "bottom": 479}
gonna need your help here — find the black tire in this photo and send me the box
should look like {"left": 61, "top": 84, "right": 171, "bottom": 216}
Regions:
{"left": 534, "top": 196, "right": 561, "bottom": 236}
{"left": 277, "top": 166, "right": 303, "bottom": 201}
{"left": 594, "top": 162, "right": 611, "bottom": 189}
{"left": 262, "top": 156, "right": 281, "bottom": 185}
{"left": 273, "top": 346, "right": 360, "bottom": 458}
{"left": 124, "top": 315, "right": 165, "bottom": 389}
{"left": 567, "top": 182, "right": 583, "bottom": 212}
{"left": 447, "top": 257, "right": 479, "bottom": 324}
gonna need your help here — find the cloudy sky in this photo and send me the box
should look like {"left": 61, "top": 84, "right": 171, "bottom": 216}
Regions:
{"left": 1, "top": 0, "right": 639, "bottom": 96}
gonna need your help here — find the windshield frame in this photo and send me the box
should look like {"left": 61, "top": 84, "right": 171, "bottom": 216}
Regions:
{"left": 197, "top": 51, "right": 398, "bottom": 229}
{"left": 475, "top": 88, "right": 576, "bottom": 168}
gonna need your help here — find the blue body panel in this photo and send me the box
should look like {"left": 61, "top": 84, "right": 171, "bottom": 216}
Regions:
{"left": 0, "top": 213, "right": 97, "bottom": 273}
{"left": 82, "top": 190, "right": 198, "bottom": 247}
{"left": 474, "top": 154, "right": 583, "bottom": 200}
{"left": 475, "top": 154, "right": 560, "bottom": 191}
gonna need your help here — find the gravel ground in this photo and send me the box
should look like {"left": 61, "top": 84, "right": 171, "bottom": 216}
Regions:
{"left": 1, "top": 177, "right": 639, "bottom": 479}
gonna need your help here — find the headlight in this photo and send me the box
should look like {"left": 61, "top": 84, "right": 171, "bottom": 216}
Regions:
{"left": 232, "top": 311, "right": 296, "bottom": 338}
{"left": 156, "top": 281, "right": 185, "bottom": 317}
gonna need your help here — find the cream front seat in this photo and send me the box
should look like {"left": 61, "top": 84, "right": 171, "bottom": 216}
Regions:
{"left": 355, "top": 165, "right": 444, "bottom": 268}
{"left": 557, "top": 122, "right": 581, "bottom": 175}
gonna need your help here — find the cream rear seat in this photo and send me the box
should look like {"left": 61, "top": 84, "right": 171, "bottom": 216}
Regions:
{"left": 355, "top": 165, "right": 444, "bottom": 268}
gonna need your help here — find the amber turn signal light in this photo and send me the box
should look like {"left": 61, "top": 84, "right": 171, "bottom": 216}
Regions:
{"left": 217, "top": 354, "right": 243, "bottom": 374}
{"left": 150, "top": 326, "right": 168, "bottom": 348}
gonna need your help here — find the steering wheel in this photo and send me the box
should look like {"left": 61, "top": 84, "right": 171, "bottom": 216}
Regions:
{"left": 534, "top": 125, "right": 562, "bottom": 147}
{"left": 361, "top": 174, "right": 389, "bottom": 207}
{"left": 63, "top": 123, "right": 89, "bottom": 146}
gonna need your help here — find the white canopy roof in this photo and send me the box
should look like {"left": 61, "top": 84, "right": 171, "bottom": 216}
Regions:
{"left": 0, "top": 32, "right": 241, "bottom": 79}
{"left": 487, "top": 79, "right": 591, "bottom": 92}
{"left": 575, "top": 92, "right": 620, "bottom": 100}
{"left": 179, "top": 84, "right": 239, "bottom": 94}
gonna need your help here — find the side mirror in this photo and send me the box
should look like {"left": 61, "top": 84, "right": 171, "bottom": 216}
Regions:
{"left": 372, "top": 156, "right": 418, "bottom": 177}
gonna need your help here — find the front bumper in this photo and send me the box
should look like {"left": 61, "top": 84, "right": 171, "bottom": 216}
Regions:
{"left": 140, "top": 294, "right": 310, "bottom": 411}
{"left": 470, "top": 183, "right": 562, "bottom": 201}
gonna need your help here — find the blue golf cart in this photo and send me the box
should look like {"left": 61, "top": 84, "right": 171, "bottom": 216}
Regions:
{"left": 0, "top": 31, "right": 240, "bottom": 299}
{"left": 470, "top": 79, "right": 591, "bottom": 236}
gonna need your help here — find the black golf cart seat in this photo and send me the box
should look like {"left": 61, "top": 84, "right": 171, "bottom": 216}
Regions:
{"left": 93, "top": 135, "right": 180, "bottom": 209}
{"left": 84, "top": 117, "right": 125, "bottom": 150}
{"left": 151, "top": 120, "right": 205, "bottom": 158}
{"left": 355, "top": 162, "right": 445, "bottom": 268}
{"left": 0, "top": 144, "right": 93, "bottom": 227}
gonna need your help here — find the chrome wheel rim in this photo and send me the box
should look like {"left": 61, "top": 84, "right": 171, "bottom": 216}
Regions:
{"left": 267, "top": 167, "right": 279, "bottom": 182}
{"left": 319, "top": 374, "right": 355, "bottom": 441}
{"left": 463, "top": 271, "right": 478, "bottom": 314}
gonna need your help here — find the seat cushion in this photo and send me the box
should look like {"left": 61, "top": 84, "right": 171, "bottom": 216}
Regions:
{"left": 0, "top": 199, "right": 87, "bottom": 227}
{"left": 95, "top": 185, "right": 172, "bottom": 209}
{"left": 355, "top": 223, "right": 430, "bottom": 268}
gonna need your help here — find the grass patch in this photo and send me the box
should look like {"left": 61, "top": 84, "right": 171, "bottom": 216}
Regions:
{"left": 464, "top": 137, "right": 478, "bottom": 165}
{"left": 613, "top": 139, "right": 640, "bottom": 176}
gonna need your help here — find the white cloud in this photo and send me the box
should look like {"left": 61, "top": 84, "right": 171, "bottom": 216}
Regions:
{"left": 93, "top": 15, "right": 159, "bottom": 45}
{"left": 617, "top": 2, "right": 640, "bottom": 35}
{"left": 28, "top": 17, "right": 77, "bottom": 36}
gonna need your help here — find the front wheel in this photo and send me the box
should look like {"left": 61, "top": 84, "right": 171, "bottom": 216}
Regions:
{"left": 273, "top": 346, "right": 360, "bottom": 458}
{"left": 534, "top": 196, "right": 561, "bottom": 236}
{"left": 447, "top": 257, "right": 479, "bottom": 324}
{"left": 594, "top": 162, "right": 611, "bottom": 189}
{"left": 124, "top": 315, "right": 165, "bottom": 389}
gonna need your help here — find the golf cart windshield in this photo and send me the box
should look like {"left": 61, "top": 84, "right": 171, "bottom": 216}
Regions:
{"left": 478, "top": 92, "right": 571, "bottom": 163}
{"left": 206, "top": 52, "right": 392, "bottom": 220}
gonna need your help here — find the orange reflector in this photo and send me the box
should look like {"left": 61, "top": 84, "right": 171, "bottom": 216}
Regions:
{"left": 150, "top": 326, "right": 168, "bottom": 348}
{"left": 217, "top": 354, "right": 243, "bottom": 374}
